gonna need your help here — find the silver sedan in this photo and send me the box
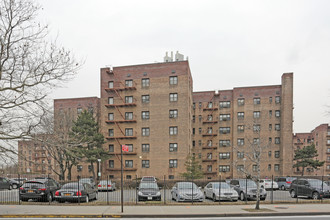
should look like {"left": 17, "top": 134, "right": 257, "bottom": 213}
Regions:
{"left": 171, "top": 182, "right": 204, "bottom": 202}
{"left": 204, "top": 182, "right": 238, "bottom": 202}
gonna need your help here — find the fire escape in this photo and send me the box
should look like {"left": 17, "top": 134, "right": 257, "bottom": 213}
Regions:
{"left": 201, "top": 92, "right": 219, "bottom": 176}
{"left": 105, "top": 70, "right": 137, "bottom": 171}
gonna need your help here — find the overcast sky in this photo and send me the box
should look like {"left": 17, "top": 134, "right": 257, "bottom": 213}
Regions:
{"left": 39, "top": 0, "right": 330, "bottom": 133}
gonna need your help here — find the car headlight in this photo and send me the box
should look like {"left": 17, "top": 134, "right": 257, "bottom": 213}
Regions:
{"left": 156, "top": 192, "right": 161, "bottom": 196}
{"left": 138, "top": 191, "right": 143, "bottom": 196}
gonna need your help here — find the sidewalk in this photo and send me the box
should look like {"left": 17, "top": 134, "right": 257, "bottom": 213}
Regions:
{"left": 1, "top": 203, "right": 330, "bottom": 218}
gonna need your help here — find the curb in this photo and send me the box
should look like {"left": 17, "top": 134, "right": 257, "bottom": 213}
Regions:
{"left": 1, "top": 212, "right": 330, "bottom": 218}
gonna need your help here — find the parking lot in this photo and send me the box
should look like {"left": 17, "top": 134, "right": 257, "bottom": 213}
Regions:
{"left": 0, "top": 188, "right": 327, "bottom": 204}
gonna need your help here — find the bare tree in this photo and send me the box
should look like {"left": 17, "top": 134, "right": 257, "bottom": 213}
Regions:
{"left": 0, "top": 0, "right": 80, "bottom": 160}
{"left": 233, "top": 123, "right": 271, "bottom": 210}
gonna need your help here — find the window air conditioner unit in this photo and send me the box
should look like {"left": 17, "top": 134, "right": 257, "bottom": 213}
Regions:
{"left": 169, "top": 114, "right": 175, "bottom": 118}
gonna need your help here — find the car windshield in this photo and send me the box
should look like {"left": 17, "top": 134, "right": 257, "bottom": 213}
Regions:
{"left": 62, "top": 183, "right": 83, "bottom": 189}
{"left": 139, "top": 182, "right": 158, "bottom": 189}
{"left": 213, "top": 182, "right": 230, "bottom": 189}
{"left": 80, "top": 179, "right": 92, "bottom": 183}
{"left": 142, "top": 177, "right": 155, "bottom": 181}
{"left": 22, "top": 182, "right": 45, "bottom": 189}
{"left": 177, "top": 182, "right": 198, "bottom": 190}
{"left": 308, "top": 179, "right": 329, "bottom": 187}
{"left": 239, "top": 180, "right": 257, "bottom": 188}
{"left": 99, "top": 180, "right": 110, "bottom": 184}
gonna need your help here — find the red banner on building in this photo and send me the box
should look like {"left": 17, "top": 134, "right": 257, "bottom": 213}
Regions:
{"left": 122, "top": 145, "right": 129, "bottom": 152}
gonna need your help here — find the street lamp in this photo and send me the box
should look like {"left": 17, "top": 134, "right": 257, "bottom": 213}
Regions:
{"left": 97, "top": 159, "right": 101, "bottom": 180}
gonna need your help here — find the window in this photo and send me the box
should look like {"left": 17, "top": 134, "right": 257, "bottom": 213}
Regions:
{"left": 219, "top": 140, "right": 230, "bottom": 147}
{"left": 253, "top": 124, "right": 260, "bottom": 132}
{"left": 169, "top": 159, "right": 178, "bottom": 168}
{"left": 77, "top": 107, "right": 82, "bottom": 114}
{"left": 199, "top": 115, "right": 202, "bottom": 122}
{"left": 125, "top": 112, "right": 133, "bottom": 120}
{"left": 108, "top": 81, "right": 114, "bottom": 88}
{"left": 253, "top": 138, "right": 260, "bottom": 145}
{"left": 328, "top": 140, "right": 330, "bottom": 145}
{"left": 125, "top": 80, "right": 133, "bottom": 87}
{"left": 207, "top": 102, "right": 213, "bottom": 108}
{"left": 275, "top": 96, "right": 281, "bottom": 104}
{"left": 192, "top": 128, "right": 195, "bottom": 135}
{"left": 142, "top": 160, "right": 150, "bottom": 168}
{"left": 77, "top": 165, "right": 83, "bottom": 172}
{"left": 199, "top": 128, "right": 202, "bottom": 134}
{"left": 126, "top": 175, "right": 132, "bottom": 179}
{"left": 268, "top": 151, "right": 272, "bottom": 157}
{"left": 254, "top": 98, "right": 261, "bottom": 104}
{"left": 125, "top": 144, "right": 133, "bottom": 152}
{"left": 269, "top": 97, "right": 272, "bottom": 103}
{"left": 193, "top": 103, "right": 195, "bottom": 109}
{"left": 169, "top": 76, "right": 178, "bottom": 85}
{"left": 207, "top": 165, "right": 212, "bottom": 172}
{"left": 269, "top": 124, "right": 272, "bottom": 131}
{"left": 237, "top": 165, "right": 244, "bottom": 171}
{"left": 238, "top": 98, "right": 245, "bottom": 106}
{"left": 192, "top": 140, "right": 195, "bottom": 147}
{"left": 219, "top": 165, "right": 230, "bottom": 172}
{"left": 275, "top": 110, "right": 280, "bottom": 118}
{"left": 219, "top": 127, "right": 230, "bottom": 134}
{"left": 169, "top": 109, "right": 178, "bottom": 118}
{"left": 142, "top": 95, "right": 150, "bottom": 103}
{"left": 125, "top": 128, "right": 133, "bottom": 136}
{"left": 169, "top": 126, "right": 178, "bottom": 135}
{"left": 237, "top": 112, "right": 244, "bottom": 119}
{"left": 125, "top": 96, "right": 133, "bottom": 103}
{"left": 219, "top": 101, "right": 231, "bottom": 108}
{"left": 169, "top": 175, "right": 174, "bottom": 179}
{"left": 108, "top": 97, "right": 114, "bottom": 104}
{"left": 109, "top": 145, "right": 114, "bottom": 152}
{"left": 169, "top": 143, "right": 178, "bottom": 152}
{"left": 220, "top": 114, "right": 230, "bottom": 121}
{"left": 169, "top": 93, "right": 178, "bottom": 102}
{"left": 141, "top": 111, "right": 150, "bottom": 119}
{"left": 269, "top": 137, "right": 272, "bottom": 144}
{"left": 269, "top": 110, "right": 272, "bottom": 117}
{"left": 88, "top": 107, "right": 93, "bottom": 114}
{"left": 207, "top": 127, "right": 213, "bottom": 134}
{"left": 219, "top": 152, "right": 230, "bottom": 159}
{"left": 237, "top": 125, "right": 244, "bottom": 132}
{"left": 275, "top": 137, "right": 280, "bottom": 144}
{"left": 253, "top": 165, "right": 257, "bottom": 172}
{"left": 199, "top": 102, "right": 202, "bottom": 108}
{"left": 192, "top": 115, "right": 195, "bottom": 122}
{"left": 88, "top": 165, "right": 93, "bottom": 172}
{"left": 207, "top": 153, "right": 212, "bottom": 159}
{"left": 207, "top": 140, "right": 212, "bottom": 146}
{"left": 142, "top": 127, "right": 150, "bottom": 136}
{"left": 125, "top": 160, "right": 133, "bottom": 168}
{"left": 237, "top": 138, "right": 244, "bottom": 146}
{"left": 275, "top": 151, "right": 280, "bottom": 158}
{"left": 274, "top": 164, "right": 280, "bottom": 171}
{"left": 207, "top": 115, "right": 213, "bottom": 121}
{"left": 107, "top": 113, "right": 114, "bottom": 121}
{"left": 253, "top": 111, "right": 260, "bottom": 118}
{"left": 268, "top": 164, "right": 271, "bottom": 171}
{"left": 142, "top": 144, "right": 150, "bottom": 152}
{"left": 275, "top": 124, "right": 281, "bottom": 131}
{"left": 142, "top": 78, "right": 149, "bottom": 87}
{"left": 237, "top": 151, "right": 244, "bottom": 159}
{"left": 109, "top": 129, "right": 114, "bottom": 137}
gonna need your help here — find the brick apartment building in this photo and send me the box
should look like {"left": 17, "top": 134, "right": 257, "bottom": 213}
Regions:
{"left": 293, "top": 124, "right": 330, "bottom": 176}
{"left": 18, "top": 97, "right": 100, "bottom": 179}
{"left": 18, "top": 56, "right": 298, "bottom": 180}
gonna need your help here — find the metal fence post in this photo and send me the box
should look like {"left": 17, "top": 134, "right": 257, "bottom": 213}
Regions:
{"left": 245, "top": 176, "right": 247, "bottom": 204}
{"left": 135, "top": 175, "right": 138, "bottom": 204}
{"left": 107, "top": 175, "right": 109, "bottom": 205}
{"left": 219, "top": 175, "right": 221, "bottom": 205}
{"left": 48, "top": 174, "right": 51, "bottom": 205}
{"left": 78, "top": 175, "right": 80, "bottom": 205}
{"left": 18, "top": 173, "right": 21, "bottom": 205}
{"left": 271, "top": 175, "right": 274, "bottom": 204}
{"left": 321, "top": 175, "right": 324, "bottom": 203}
{"left": 296, "top": 176, "right": 298, "bottom": 204}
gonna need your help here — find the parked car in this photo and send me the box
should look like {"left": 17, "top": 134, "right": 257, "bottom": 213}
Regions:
{"left": 137, "top": 182, "right": 161, "bottom": 201}
{"left": 54, "top": 182, "right": 98, "bottom": 203}
{"left": 259, "top": 179, "right": 279, "bottom": 190}
{"left": 275, "top": 177, "right": 296, "bottom": 190}
{"left": 97, "top": 180, "right": 116, "bottom": 191}
{"left": 289, "top": 178, "right": 330, "bottom": 200}
{"left": 204, "top": 182, "right": 238, "bottom": 202}
{"left": 171, "top": 182, "right": 204, "bottom": 202}
{"left": 19, "top": 178, "right": 60, "bottom": 202}
{"left": 79, "top": 178, "right": 96, "bottom": 188}
{"left": 229, "top": 179, "right": 267, "bottom": 201}
{"left": 0, "top": 177, "right": 12, "bottom": 190}
{"left": 141, "top": 176, "right": 157, "bottom": 182}
{"left": 11, "top": 178, "right": 27, "bottom": 187}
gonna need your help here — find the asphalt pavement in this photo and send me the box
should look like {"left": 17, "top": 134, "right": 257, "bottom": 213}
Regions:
{"left": 1, "top": 203, "right": 330, "bottom": 218}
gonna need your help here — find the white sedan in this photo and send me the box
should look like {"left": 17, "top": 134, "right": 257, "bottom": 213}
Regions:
{"left": 259, "top": 179, "right": 279, "bottom": 190}
{"left": 204, "top": 182, "right": 238, "bottom": 202}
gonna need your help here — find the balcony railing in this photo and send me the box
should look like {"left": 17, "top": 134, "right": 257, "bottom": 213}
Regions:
{"left": 202, "top": 133, "right": 217, "bottom": 137}
{"left": 202, "top": 159, "right": 217, "bottom": 162}
{"left": 106, "top": 135, "right": 137, "bottom": 140}
{"left": 105, "top": 103, "right": 137, "bottom": 108}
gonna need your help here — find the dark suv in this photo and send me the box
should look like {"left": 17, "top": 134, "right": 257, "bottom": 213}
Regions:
{"left": 19, "top": 178, "right": 60, "bottom": 202}
{"left": 289, "top": 178, "right": 330, "bottom": 200}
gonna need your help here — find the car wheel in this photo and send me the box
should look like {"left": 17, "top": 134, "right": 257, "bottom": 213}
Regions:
{"left": 240, "top": 192, "right": 245, "bottom": 201}
{"left": 21, "top": 198, "right": 28, "bottom": 202}
{"left": 312, "top": 192, "right": 319, "bottom": 200}
{"left": 85, "top": 195, "right": 89, "bottom": 203}
{"left": 290, "top": 190, "right": 297, "bottom": 198}
{"left": 212, "top": 194, "right": 217, "bottom": 202}
{"left": 12, "top": 184, "right": 18, "bottom": 189}
{"left": 281, "top": 185, "right": 285, "bottom": 190}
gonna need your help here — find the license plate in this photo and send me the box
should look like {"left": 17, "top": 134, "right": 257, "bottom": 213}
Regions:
{"left": 64, "top": 193, "right": 71, "bottom": 196}
{"left": 28, "top": 190, "right": 33, "bottom": 193}
{"left": 147, "top": 196, "right": 152, "bottom": 200}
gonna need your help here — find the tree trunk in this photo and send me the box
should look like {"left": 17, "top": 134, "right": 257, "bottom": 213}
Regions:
{"left": 90, "top": 162, "right": 95, "bottom": 179}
